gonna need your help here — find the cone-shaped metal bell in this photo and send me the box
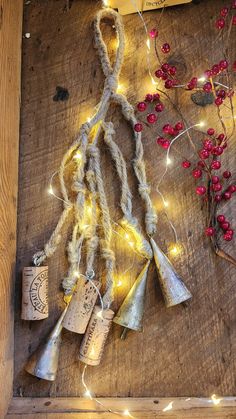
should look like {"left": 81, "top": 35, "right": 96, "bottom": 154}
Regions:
{"left": 25, "top": 306, "right": 68, "bottom": 381}
{"left": 150, "top": 237, "right": 192, "bottom": 307}
{"left": 113, "top": 260, "right": 150, "bottom": 331}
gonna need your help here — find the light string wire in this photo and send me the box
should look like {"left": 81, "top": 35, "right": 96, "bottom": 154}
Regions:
{"left": 48, "top": 176, "right": 148, "bottom": 260}
{"left": 156, "top": 123, "right": 204, "bottom": 204}
{"left": 78, "top": 1, "right": 233, "bottom": 414}
{"left": 32, "top": 2, "right": 231, "bottom": 414}
{"left": 126, "top": 1, "right": 210, "bottom": 247}
{"left": 155, "top": 123, "right": 205, "bottom": 244}
{"left": 120, "top": 0, "right": 189, "bottom": 245}
{"left": 81, "top": 364, "right": 134, "bottom": 417}
{"left": 81, "top": 362, "right": 225, "bottom": 415}
{"left": 48, "top": 177, "right": 148, "bottom": 321}
{"left": 130, "top": 0, "right": 158, "bottom": 86}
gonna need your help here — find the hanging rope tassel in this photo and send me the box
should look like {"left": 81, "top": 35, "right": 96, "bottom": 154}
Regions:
{"left": 102, "top": 121, "right": 153, "bottom": 259}
{"left": 24, "top": 7, "right": 192, "bottom": 380}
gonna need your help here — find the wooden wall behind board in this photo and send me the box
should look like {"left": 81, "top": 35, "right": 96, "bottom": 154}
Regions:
{"left": 14, "top": 0, "right": 236, "bottom": 399}
{"left": 0, "top": 0, "right": 23, "bottom": 416}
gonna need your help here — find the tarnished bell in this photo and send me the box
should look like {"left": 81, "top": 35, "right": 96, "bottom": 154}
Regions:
{"left": 113, "top": 260, "right": 150, "bottom": 331}
{"left": 25, "top": 306, "right": 68, "bottom": 381}
{"left": 150, "top": 237, "right": 192, "bottom": 307}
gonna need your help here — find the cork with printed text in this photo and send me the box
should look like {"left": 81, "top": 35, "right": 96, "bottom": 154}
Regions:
{"left": 79, "top": 305, "right": 114, "bottom": 366}
{"left": 21, "top": 266, "right": 48, "bottom": 320}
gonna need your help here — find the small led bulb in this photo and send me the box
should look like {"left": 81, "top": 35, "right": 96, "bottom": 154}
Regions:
{"left": 74, "top": 151, "right": 82, "bottom": 160}
{"left": 163, "top": 200, "right": 169, "bottom": 208}
{"left": 97, "top": 310, "right": 103, "bottom": 319}
{"left": 48, "top": 186, "right": 54, "bottom": 195}
{"left": 84, "top": 390, "right": 91, "bottom": 397}
{"left": 198, "top": 121, "right": 205, "bottom": 128}
{"left": 198, "top": 76, "right": 206, "bottom": 83}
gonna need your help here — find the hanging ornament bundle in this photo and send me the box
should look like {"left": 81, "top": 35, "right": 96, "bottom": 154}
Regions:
{"left": 22, "top": 7, "right": 192, "bottom": 382}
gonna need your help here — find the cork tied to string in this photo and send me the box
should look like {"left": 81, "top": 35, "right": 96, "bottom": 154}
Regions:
{"left": 31, "top": 8, "right": 156, "bottom": 311}
{"left": 30, "top": 7, "right": 191, "bottom": 316}
{"left": 24, "top": 8, "right": 192, "bottom": 380}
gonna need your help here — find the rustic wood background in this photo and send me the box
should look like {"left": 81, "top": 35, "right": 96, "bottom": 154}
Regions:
{"left": 0, "top": 0, "right": 23, "bottom": 416}
{"left": 14, "top": 0, "right": 236, "bottom": 400}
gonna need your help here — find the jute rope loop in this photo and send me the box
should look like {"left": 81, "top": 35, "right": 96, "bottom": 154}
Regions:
{"left": 32, "top": 8, "right": 157, "bottom": 307}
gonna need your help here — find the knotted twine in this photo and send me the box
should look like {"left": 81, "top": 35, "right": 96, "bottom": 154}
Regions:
{"left": 32, "top": 8, "right": 157, "bottom": 309}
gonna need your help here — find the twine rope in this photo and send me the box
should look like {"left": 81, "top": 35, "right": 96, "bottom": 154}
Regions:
{"left": 32, "top": 8, "right": 157, "bottom": 307}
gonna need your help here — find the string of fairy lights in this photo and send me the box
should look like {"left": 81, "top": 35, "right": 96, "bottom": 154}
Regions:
{"left": 43, "top": 0, "right": 235, "bottom": 416}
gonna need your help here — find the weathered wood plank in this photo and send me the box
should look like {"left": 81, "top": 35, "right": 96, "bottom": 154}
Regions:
{"left": 7, "top": 396, "right": 236, "bottom": 413}
{"left": 6, "top": 397, "right": 236, "bottom": 418}
{"left": 0, "top": 0, "right": 23, "bottom": 416}
{"left": 5, "top": 411, "right": 236, "bottom": 419}
{"left": 14, "top": 0, "right": 236, "bottom": 400}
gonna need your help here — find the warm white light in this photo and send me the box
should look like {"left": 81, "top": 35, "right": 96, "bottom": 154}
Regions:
{"left": 163, "top": 200, "right": 169, "bottom": 208}
{"left": 103, "top": 0, "right": 109, "bottom": 5}
{"left": 84, "top": 390, "right": 91, "bottom": 397}
{"left": 168, "top": 242, "right": 183, "bottom": 257}
{"left": 198, "top": 76, "right": 206, "bottom": 83}
{"left": 128, "top": 241, "right": 134, "bottom": 247}
{"left": 86, "top": 206, "right": 92, "bottom": 215}
{"left": 166, "top": 156, "right": 172, "bottom": 165}
{"left": 162, "top": 401, "right": 173, "bottom": 412}
{"left": 117, "top": 280, "right": 122, "bottom": 287}
{"left": 74, "top": 151, "right": 82, "bottom": 160}
{"left": 151, "top": 75, "right": 158, "bottom": 85}
{"left": 87, "top": 117, "right": 91, "bottom": 123}
{"left": 74, "top": 270, "right": 80, "bottom": 278}
{"left": 124, "top": 233, "right": 129, "bottom": 240}
{"left": 123, "top": 410, "right": 132, "bottom": 417}
{"left": 211, "top": 394, "right": 222, "bottom": 406}
{"left": 97, "top": 310, "right": 103, "bottom": 319}
{"left": 146, "top": 38, "right": 151, "bottom": 50}
{"left": 197, "top": 121, "right": 205, "bottom": 128}
{"left": 117, "top": 83, "right": 125, "bottom": 94}
{"left": 48, "top": 186, "right": 54, "bottom": 195}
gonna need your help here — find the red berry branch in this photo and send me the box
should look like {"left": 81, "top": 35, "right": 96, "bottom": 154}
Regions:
{"left": 134, "top": 1, "right": 236, "bottom": 267}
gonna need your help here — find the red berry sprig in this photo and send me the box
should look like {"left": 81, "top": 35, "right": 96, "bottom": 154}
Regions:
{"left": 156, "top": 121, "right": 184, "bottom": 149}
{"left": 135, "top": 91, "right": 165, "bottom": 132}
{"left": 145, "top": 2, "right": 236, "bottom": 264}
{"left": 179, "top": 126, "right": 235, "bottom": 243}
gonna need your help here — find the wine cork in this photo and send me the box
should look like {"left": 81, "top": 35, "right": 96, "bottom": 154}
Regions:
{"left": 62, "top": 278, "right": 101, "bottom": 334}
{"left": 21, "top": 266, "right": 48, "bottom": 320}
{"left": 79, "top": 305, "right": 114, "bottom": 366}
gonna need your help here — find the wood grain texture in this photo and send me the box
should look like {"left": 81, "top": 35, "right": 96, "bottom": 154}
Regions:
{"left": 14, "top": 0, "right": 236, "bottom": 401}
{"left": 6, "top": 397, "right": 236, "bottom": 418}
{"left": 0, "top": 0, "right": 23, "bottom": 416}
{"left": 5, "top": 414, "right": 236, "bottom": 419}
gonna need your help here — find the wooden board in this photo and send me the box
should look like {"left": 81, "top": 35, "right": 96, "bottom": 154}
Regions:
{"left": 6, "top": 414, "right": 236, "bottom": 419}
{"left": 14, "top": 0, "right": 236, "bottom": 402}
{"left": 0, "top": 0, "right": 23, "bottom": 417}
{"left": 6, "top": 396, "right": 236, "bottom": 418}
